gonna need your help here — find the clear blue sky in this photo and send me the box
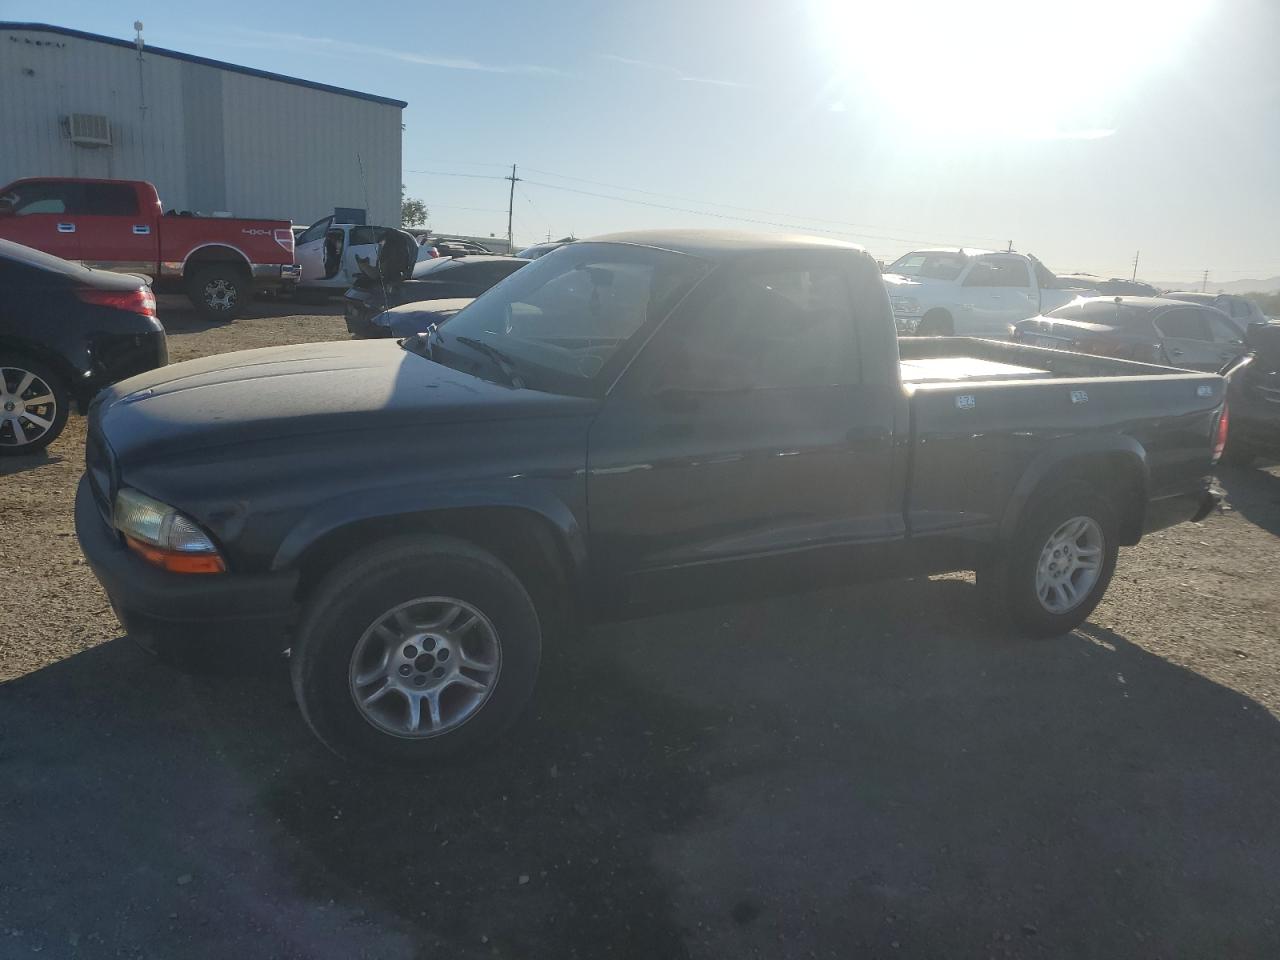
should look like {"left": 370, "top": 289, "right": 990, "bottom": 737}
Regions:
{"left": 6, "top": 0, "right": 1278, "bottom": 282}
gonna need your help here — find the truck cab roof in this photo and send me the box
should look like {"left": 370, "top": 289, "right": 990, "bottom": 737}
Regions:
{"left": 587, "top": 229, "right": 868, "bottom": 262}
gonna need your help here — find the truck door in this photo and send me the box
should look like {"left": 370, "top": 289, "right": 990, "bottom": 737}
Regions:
{"left": 587, "top": 251, "right": 903, "bottom": 606}
{"left": 1155, "top": 306, "right": 1226, "bottom": 370}
{"left": 959, "top": 256, "right": 1036, "bottom": 336}
{"left": 294, "top": 217, "right": 334, "bottom": 283}
{"left": 0, "top": 180, "right": 83, "bottom": 261}
{"left": 78, "top": 182, "right": 157, "bottom": 274}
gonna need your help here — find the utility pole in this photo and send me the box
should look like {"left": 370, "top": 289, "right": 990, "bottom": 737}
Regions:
{"left": 134, "top": 21, "right": 146, "bottom": 168}
{"left": 506, "top": 164, "right": 520, "bottom": 254}
{"left": 1006, "top": 240, "right": 1013, "bottom": 253}
{"left": 1201, "top": 269, "right": 1209, "bottom": 293}
{"left": 1131, "top": 250, "right": 1140, "bottom": 282}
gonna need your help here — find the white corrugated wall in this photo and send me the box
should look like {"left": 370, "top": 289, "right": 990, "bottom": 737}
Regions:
{"left": 0, "top": 26, "right": 402, "bottom": 227}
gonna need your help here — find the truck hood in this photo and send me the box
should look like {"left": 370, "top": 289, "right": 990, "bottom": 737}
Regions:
{"left": 95, "top": 339, "right": 595, "bottom": 465}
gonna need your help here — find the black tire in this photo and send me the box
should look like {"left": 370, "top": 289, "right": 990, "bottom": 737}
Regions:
{"left": 917, "top": 309, "right": 954, "bottom": 336}
{"left": 0, "top": 356, "right": 71, "bottom": 456}
{"left": 290, "top": 536, "right": 542, "bottom": 765}
{"left": 187, "top": 264, "right": 250, "bottom": 320}
{"left": 978, "top": 486, "right": 1119, "bottom": 638}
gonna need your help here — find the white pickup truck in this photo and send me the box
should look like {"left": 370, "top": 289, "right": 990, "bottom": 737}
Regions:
{"left": 884, "top": 249, "right": 1091, "bottom": 338}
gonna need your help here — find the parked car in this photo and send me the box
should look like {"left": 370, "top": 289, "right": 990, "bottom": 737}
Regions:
{"left": 1164, "top": 291, "right": 1270, "bottom": 328}
{"left": 1013, "top": 296, "right": 1246, "bottom": 371}
{"left": 1056, "top": 274, "right": 1161, "bottom": 297}
{"left": 0, "top": 177, "right": 299, "bottom": 319}
{"left": 293, "top": 217, "right": 418, "bottom": 296}
{"left": 1220, "top": 320, "right": 1280, "bottom": 465}
{"left": 75, "top": 229, "right": 1225, "bottom": 764}
{"left": 343, "top": 254, "right": 529, "bottom": 330}
{"left": 517, "top": 237, "right": 576, "bottom": 260}
{"left": 884, "top": 248, "right": 1092, "bottom": 337}
{"left": 428, "top": 237, "right": 495, "bottom": 257}
{"left": 0, "top": 238, "right": 166, "bottom": 454}
{"left": 348, "top": 298, "right": 474, "bottom": 339}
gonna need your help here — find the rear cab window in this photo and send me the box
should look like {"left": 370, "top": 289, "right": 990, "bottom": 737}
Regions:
{"left": 963, "top": 257, "right": 1031, "bottom": 288}
{"left": 81, "top": 183, "right": 139, "bottom": 216}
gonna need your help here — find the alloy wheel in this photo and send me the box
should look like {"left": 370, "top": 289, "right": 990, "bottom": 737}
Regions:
{"left": 1035, "top": 515, "right": 1104, "bottom": 614}
{"left": 348, "top": 596, "right": 502, "bottom": 738}
{"left": 203, "top": 278, "right": 238, "bottom": 311}
{"left": 0, "top": 367, "right": 58, "bottom": 449}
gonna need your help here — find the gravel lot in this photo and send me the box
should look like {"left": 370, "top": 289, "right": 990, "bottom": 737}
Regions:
{"left": 2, "top": 298, "right": 1279, "bottom": 958}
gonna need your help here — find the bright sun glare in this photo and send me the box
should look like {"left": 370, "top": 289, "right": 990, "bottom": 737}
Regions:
{"left": 814, "top": 0, "right": 1212, "bottom": 139}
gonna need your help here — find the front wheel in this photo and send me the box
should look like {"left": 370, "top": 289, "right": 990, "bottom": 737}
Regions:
{"left": 0, "top": 358, "right": 71, "bottom": 456}
{"left": 978, "top": 487, "right": 1119, "bottom": 637}
{"left": 290, "top": 536, "right": 542, "bottom": 765}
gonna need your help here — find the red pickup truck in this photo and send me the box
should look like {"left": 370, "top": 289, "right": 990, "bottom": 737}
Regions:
{"left": 0, "top": 177, "right": 300, "bottom": 319}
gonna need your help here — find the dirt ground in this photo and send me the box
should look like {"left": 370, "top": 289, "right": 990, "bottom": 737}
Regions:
{"left": 2, "top": 297, "right": 1279, "bottom": 958}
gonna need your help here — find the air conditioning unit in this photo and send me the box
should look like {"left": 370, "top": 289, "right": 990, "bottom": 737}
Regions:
{"left": 67, "top": 113, "right": 111, "bottom": 148}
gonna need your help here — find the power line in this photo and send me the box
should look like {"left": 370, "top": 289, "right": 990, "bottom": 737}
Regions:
{"left": 521, "top": 178, "right": 966, "bottom": 248}
{"left": 521, "top": 165, "right": 1003, "bottom": 246}
{"left": 404, "top": 169, "right": 507, "bottom": 180}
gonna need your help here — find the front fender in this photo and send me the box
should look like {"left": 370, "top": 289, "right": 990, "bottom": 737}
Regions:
{"left": 270, "top": 480, "right": 589, "bottom": 581}
{"left": 998, "top": 434, "right": 1149, "bottom": 544}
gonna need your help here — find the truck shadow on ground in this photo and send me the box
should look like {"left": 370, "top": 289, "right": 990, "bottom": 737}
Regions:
{"left": 1217, "top": 460, "right": 1280, "bottom": 538}
{"left": 3, "top": 577, "right": 1280, "bottom": 959}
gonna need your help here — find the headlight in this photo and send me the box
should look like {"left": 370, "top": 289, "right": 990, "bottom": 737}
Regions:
{"left": 113, "top": 488, "right": 226, "bottom": 574}
{"left": 890, "top": 296, "right": 922, "bottom": 317}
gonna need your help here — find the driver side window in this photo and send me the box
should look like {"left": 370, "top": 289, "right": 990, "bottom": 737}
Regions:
{"left": 667, "top": 265, "right": 857, "bottom": 391}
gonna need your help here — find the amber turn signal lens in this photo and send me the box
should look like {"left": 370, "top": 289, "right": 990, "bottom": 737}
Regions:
{"left": 125, "top": 537, "right": 227, "bottom": 574}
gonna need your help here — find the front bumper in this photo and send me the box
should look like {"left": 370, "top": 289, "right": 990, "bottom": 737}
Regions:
{"left": 74, "top": 475, "right": 298, "bottom": 659}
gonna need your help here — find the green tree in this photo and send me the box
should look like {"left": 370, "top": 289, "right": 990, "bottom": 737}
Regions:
{"left": 400, "top": 185, "right": 428, "bottom": 228}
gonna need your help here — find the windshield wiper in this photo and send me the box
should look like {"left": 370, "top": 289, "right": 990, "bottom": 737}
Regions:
{"left": 454, "top": 336, "right": 526, "bottom": 389}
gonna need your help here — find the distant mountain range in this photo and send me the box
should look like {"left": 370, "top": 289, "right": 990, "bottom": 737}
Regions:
{"left": 1148, "top": 277, "right": 1280, "bottom": 295}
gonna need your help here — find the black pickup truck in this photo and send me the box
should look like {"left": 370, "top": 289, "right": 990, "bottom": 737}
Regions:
{"left": 76, "top": 231, "right": 1226, "bottom": 764}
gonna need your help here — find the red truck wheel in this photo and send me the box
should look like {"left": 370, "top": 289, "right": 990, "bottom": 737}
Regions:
{"left": 187, "top": 265, "right": 249, "bottom": 320}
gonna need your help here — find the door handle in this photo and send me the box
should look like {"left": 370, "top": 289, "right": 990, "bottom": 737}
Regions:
{"left": 56, "top": 223, "right": 76, "bottom": 233}
{"left": 990, "top": 294, "right": 1002, "bottom": 299}
{"left": 1169, "top": 348, "right": 1184, "bottom": 358}
{"left": 132, "top": 224, "right": 151, "bottom": 235}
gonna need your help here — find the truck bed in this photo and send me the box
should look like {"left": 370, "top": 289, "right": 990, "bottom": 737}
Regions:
{"left": 898, "top": 336, "right": 1204, "bottom": 382}
{"left": 896, "top": 337, "right": 1224, "bottom": 545}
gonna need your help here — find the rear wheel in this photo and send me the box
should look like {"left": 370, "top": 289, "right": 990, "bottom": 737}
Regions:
{"left": 0, "top": 357, "right": 70, "bottom": 456}
{"left": 187, "top": 264, "right": 249, "bottom": 320}
{"left": 979, "top": 487, "right": 1119, "bottom": 637}
{"left": 290, "top": 536, "right": 542, "bottom": 765}
{"left": 917, "top": 309, "right": 954, "bottom": 336}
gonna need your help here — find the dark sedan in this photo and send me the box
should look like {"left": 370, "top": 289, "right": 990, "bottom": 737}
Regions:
{"left": 1, "top": 238, "right": 166, "bottom": 454}
{"left": 1013, "top": 296, "right": 1245, "bottom": 371}
{"left": 351, "top": 298, "right": 474, "bottom": 339}
{"left": 1221, "top": 321, "right": 1280, "bottom": 465}
{"left": 344, "top": 255, "right": 529, "bottom": 335}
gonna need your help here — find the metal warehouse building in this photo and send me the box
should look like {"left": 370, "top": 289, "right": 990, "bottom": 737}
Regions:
{"left": 0, "top": 22, "right": 405, "bottom": 227}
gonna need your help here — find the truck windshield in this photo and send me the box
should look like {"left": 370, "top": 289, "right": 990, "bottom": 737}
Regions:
{"left": 423, "top": 242, "right": 711, "bottom": 395}
{"left": 887, "top": 252, "right": 967, "bottom": 281}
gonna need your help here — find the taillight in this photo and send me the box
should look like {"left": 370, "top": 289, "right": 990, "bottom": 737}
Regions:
{"left": 274, "top": 228, "right": 295, "bottom": 255}
{"left": 76, "top": 285, "right": 156, "bottom": 317}
{"left": 1211, "top": 403, "right": 1229, "bottom": 464}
